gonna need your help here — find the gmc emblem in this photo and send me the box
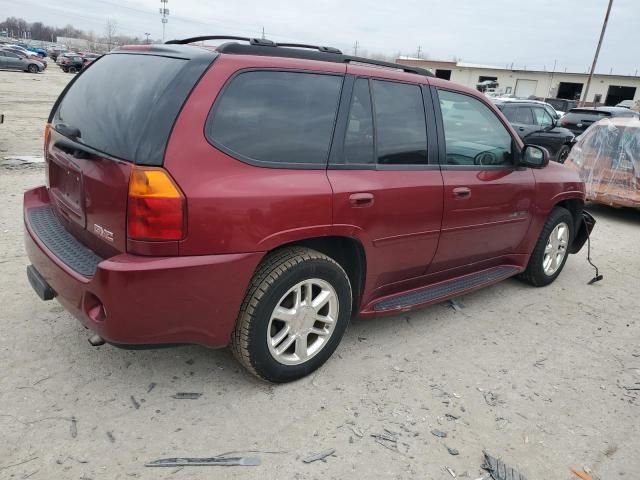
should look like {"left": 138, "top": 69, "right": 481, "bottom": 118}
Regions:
{"left": 93, "top": 224, "right": 114, "bottom": 242}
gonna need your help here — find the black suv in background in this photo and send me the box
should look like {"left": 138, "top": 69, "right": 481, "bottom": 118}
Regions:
{"left": 559, "top": 106, "right": 639, "bottom": 136}
{"left": 494, "top": 100, "right": 575, "bottom": 163}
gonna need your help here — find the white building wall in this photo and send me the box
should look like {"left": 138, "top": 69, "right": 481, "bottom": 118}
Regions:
{"left": 398, "top": 59, "right": 640, "bottom": 103}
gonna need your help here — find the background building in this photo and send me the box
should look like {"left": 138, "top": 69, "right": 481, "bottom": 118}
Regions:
{"left": 397, "top": 57, "right": 640, "bottom": 106}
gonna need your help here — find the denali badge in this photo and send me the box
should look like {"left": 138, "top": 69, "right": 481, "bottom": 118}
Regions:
{"left": 94, "top": 224, "right": 114, "bottom": 242}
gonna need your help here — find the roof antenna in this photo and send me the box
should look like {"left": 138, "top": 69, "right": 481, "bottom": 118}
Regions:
{"left": 584, "top": 215, "right": 603, "bottom": 285}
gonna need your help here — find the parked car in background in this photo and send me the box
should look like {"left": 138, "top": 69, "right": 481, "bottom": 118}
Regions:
{"left": 1, "top": 46, "right": 47, "bottom": 68}
{"left": 544, "top": 98, "right": 578, "bottom": 117}
{"left": 82, "top": 53, "right": 101, "bottom": 69}
{"left": 492, "top": 97, "right": 562, "bottom": 119}
{"left": 48, "top": 49, "right": 66, "bottom": 62}
{"left": 493, "top": 100, "right": 574, "bottom": 162}
{"left": 26, "top": 46, "right": 47, "bottom": 58}
{"left": 559, "top": 106, "right": 639, "bottom": 136}
{"left": 24, "top": 38, "right": 594, "bottom": 382}
{"left": 0, "top": 50, "right": 44, "bottom": 73}
{"left": 58, "top": 53, "right": 84, "bottom": 73}
{"left": 615, "top": 99, "right": 638, "bottom": 110}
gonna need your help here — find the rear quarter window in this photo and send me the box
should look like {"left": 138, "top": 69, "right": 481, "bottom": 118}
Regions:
{"left": 206, "top": 70, "right": 343, "bottom": 167}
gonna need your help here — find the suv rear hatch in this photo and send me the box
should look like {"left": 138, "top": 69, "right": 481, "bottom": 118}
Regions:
{"left": 46, "top": 45, "right": 216, "bottom": 259}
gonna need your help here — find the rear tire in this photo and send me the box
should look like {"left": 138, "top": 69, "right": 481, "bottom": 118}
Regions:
{"left": 68, "top": 66, "right": 77, "bottom": 74}
{"left": 27, "top": 64, "right": 39, "bottom": 74}
{"left": 231, "top": 247, "right": 352, "bottom": 383}
{"left": 519, "top": 207, "right": 573, "bottom": 287}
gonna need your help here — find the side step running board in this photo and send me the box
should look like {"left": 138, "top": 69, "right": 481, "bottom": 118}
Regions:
{"left": 371, "top": 265, "right": 520, "bottom": 313}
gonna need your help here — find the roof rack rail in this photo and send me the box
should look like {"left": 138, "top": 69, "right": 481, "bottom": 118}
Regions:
{"left": 165, "top": 35, "right": 276, "bottom": 46}
{"left": 165, "top": 35, "right": 433, "bottom": 78}
{"left": 344, "top": 57, "right": 433, "bottom": 76}
{"left": 165, "top": 36, "right": 340, "bottom": 53}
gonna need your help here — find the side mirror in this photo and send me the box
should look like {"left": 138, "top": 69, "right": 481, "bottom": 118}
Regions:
{"left": 520, "top": 144, "right": 550, "bottom": 169}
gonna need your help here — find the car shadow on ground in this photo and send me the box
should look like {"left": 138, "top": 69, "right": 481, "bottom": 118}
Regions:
{"left": 586, "top": 202, "right": 640, "bottom": 225}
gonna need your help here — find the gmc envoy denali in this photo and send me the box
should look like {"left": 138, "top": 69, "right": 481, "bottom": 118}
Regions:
{"left": 24, "top": 36, "right": 594, "bottom": 382}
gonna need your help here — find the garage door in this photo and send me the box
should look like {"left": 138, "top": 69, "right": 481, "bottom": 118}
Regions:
{"left": 515, "top": 79, "right": 538, "bottom": 99}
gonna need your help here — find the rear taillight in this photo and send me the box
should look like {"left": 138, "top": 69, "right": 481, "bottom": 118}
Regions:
{"left": 127, "top": 166, "right": 186, "bottom": 241}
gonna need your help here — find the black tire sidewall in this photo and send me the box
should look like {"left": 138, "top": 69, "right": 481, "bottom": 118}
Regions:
{"left": 529, "top": 208, "right": 573, "bottom": 286}
{"left": 556, "top": 145, "right": 570, "bottom": 163}
{"left": 247, "top": 259, "right": 352, "bottom": 383}
{"left": 28, "top": 64, "right": 38, "bottom": 73}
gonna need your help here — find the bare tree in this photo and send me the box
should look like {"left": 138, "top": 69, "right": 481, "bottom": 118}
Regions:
{"left": 104, "top": 18, "right": 118, "bottom": 51}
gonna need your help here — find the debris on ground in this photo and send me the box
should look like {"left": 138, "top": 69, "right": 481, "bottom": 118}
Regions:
{"left": 447, "top": 299, "right": 465, "bottom": 312}
{"left": 130, "top": 396, "right": 141, "bottom": 409}
{"left": 482, "top": 451, "right": 527, "bottom": 480}
{"left": 445, "top": 413, "right": 459, "bottom": 421}
{"left": 482, "top": 391, "right": 501, "bottom": 407}
{"left": 147, "top": 382, "right": 157, "bottom": 393}
{"left": 431, "top": 429, "right": 447, "bottom": 438}
{"left": 146, "top": 456, "right": 260, "bottom": 467}
{"left": 371, "top": 430, "right": 399, "bottom": 451}
{"left": 171, "top": 393, "right": 202, "bottom": 400}
{"left": 302, "top": 448, "right": 336, "bottom": 463}
{"left": 70, "top": 417, "right": 77, "bottom": 438}
{"left": 0, "top": 156, "right": 45, "bottom": 169}
{"left": 445, "top": 466, "right": 457, "bottom": 477}
{"left": 106, "top": 431, "right": 115, "bottom": 443}
{"left": 349, "top": 425, "right": 364, "bottom": 438}
{"left": 571, "top": 469, "right": 594, "bottom": 480}
{"left": 446, "top": 445, "right": 459, "bottom": 456}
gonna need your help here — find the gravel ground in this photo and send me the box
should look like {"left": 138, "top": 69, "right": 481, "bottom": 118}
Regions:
{"left": 1, "top": 67, "right": 640, "bottom": 480}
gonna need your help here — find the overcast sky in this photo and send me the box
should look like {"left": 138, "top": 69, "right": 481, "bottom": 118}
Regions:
{"left": 2, "top": 0, "right": 639, "bottom": 75}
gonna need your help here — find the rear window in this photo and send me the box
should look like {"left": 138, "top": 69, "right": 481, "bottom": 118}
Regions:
{"left": 563, "top": 110, "right": 611, "bottom": 123}
{"left": 206, "top": 71, "right": 343, "bottom": 167}
{"left": 53, "top": 54, "right": 187, "bottom": 162}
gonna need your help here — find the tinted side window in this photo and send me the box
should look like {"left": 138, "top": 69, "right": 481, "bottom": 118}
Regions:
{"left": 532, "top": 107, "right": 553, "bottom": 127}
{"left": 502, "top": 105, "right": 534, "bottom": 124}
{"left": 343, "top": 78, "right": 374, "bottom": 165}
{"left": 371, "top": 80, "right": 428, "bottom": 165}
{"left": 207, "top": 71, "right": 343, "bottom": 166}
{"left": 438, "top": 90, "right": 513, "bottom": 166}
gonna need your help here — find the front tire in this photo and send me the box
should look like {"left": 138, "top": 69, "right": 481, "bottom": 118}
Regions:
{"left": 519, "top": 207, "right": 573, "bottom": 287}
{"left": 555, "top": 144, "right": 571, "bottom": 163}
{"left": 27, "top": 64, "right": 39, "bottom": 74}
{"left": 231, "top": 247, "right": 352, "bottom": 383}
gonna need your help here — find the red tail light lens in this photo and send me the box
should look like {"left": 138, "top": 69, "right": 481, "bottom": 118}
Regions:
{"left": 127, "top": 166, "right": 186, "bottom": 241}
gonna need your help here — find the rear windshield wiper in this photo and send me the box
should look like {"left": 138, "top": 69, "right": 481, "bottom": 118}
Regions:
{"left": 55, "top": 123, "right": 81, "bottom": 139}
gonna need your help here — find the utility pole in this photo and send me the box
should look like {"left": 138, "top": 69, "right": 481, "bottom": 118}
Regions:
{"left": 159, "top": 0, "right": 169, "bottom": 42}
{"left": 353, "top": 40, "right": 359, "bottom": 56}
{"left": 581, "top": 0, "right": 613, "bottom": 106}
{"left": 144, "top": 32, "right": 150, "bottom": 44}
{"left": 547, "top": 59, "right": 557, "bottom": 100}
{"left": 416, "top": 45, "right": 422, "bottom": 59}
{"left": 261, "top": 26, "right": 265, "bottom": 39}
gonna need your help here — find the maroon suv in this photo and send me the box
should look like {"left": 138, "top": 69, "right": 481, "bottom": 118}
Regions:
{"left": 24, "top": 36, "right": 594, "bottom": 382}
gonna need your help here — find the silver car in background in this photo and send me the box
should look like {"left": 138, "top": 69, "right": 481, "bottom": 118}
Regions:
{"left": 0, "top": 50, "right": 45, "bottom": 73}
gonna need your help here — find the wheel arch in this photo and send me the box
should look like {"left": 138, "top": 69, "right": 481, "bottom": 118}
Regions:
{"left": 268, "top": 236, "right": 367, "bottom": 314}
{"left": 554, "top": 197, "right": 584, "bottom": 236}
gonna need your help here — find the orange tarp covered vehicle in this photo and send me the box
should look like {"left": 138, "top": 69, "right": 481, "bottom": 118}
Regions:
{"left": 565, "top": 117, "right": 640, "bottom": 208}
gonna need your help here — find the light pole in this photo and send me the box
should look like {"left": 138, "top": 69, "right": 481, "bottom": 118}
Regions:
{"left": 144, "top": 32, "right": 150, "bottom": 44}
{"left": 159, "top": 0, "right": 169, "bottom": 42}
{"left": 581, "top": 0, "right": 613, "bottom": 106}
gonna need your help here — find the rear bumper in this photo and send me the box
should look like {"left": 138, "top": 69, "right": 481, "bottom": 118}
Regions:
{"left": 24, "top": 186, "right": 263, "bottom": 347}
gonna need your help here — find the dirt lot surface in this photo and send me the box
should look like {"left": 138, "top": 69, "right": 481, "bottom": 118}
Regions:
{"left": 2, "top": 67, "right": 640, "bottom": 480}
{"left": 0, "top": 67, "right": 71, "bottom": 159}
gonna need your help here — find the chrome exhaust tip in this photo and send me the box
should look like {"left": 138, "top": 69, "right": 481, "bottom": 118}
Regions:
{"left": 88, "top": 334, "right": 105, "bottom": 346}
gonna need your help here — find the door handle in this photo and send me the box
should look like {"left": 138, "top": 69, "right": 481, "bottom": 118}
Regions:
{"left": 452, "top": 187, "right": 471, "bottom": 199}
{"left": 518, "top": 127, "right": 525, "bottom": 131}
{"left": 349, "top": 192, "right": 374, "bottom": 208}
